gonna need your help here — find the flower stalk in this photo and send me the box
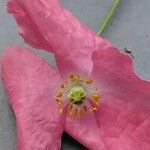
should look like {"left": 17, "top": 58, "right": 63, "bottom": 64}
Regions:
{"left": 97, "top": 0, "right": 122, "bottom": 36}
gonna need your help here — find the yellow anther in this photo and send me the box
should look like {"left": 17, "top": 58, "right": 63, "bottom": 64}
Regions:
{"left": 92, "top": 107, "right": 97, "bottom": 111}
{"left": 56, "top": 98, "right": 62, "bottom": 105}
{"left": 59, "top": 108, "right": 64, "bottom": 113}
{"left": 56, "top": 92, "right": 62, "bottom": 98}
{"left": 92, "top": 93, "right": 100, "bottom": 99}
{"left": 69, "top": 74, "right": 75, "bottom": 79}
{"left": 56, "top": 74, "right": 101, "bottom": 118}
{"left": 92, "top": 99, "right": 100, "bottom": 106}
{"left": 70, "top": 74, "right": 80, "bottom": 83}
{"left": 61, "top": 83, "right": 65, "bottom": 89}
{"left": 85, "top": 79, "right": 93, "bottom": 84}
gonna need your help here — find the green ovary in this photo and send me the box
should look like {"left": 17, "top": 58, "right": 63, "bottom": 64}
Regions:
{"left": 68, "top": 86, "right": 86, "bottom": 105}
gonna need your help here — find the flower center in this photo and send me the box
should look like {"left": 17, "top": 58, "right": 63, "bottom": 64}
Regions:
{"left": 55, "top": 73, "right": 101, "bottom": 118}
{"left": 68, "top": 86, "right": 86, "bottom": 105}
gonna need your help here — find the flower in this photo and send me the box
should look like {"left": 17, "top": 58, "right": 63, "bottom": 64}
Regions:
{"left": 1, "top": 0, "right": 150, "bottom": 150}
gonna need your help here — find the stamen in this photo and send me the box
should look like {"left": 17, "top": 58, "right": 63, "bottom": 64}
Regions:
{"left": 59, "top": 108, "right": 64, "bottom": 113}
{"left": 69, "top": 105, "right": 75, "bottom": 117}
{"left": 92, "top": 107, "right": 97, "bottom": 111}
{"left": 88, "top": 108, "right": 92, "bottom": 112}
{"left": 56, "top": 98, "right": 63, "bottom": 105}
{"left": 55, "top": 73, "right": 101, "bottom": 118}
{"left": 85, "top": 79, "right": 93, "bottom": 84}
{"left": 69, "top": 73, "right": 74, "bottom": 79}
{"left": 92, "top": 99, "right": 100, "bottom": 106}
{"left": 56, "top": 92, "right": 62, "bottom": 98}
{"left": 69, "top": 107, "right": 73, "bottom": 116}
{"left": 69, "top": 74, "right": 81, "bottom": 84}
{"left": 92, "top": 93, "right": 100, "bottom": 99}
{"left": 91, "top": 93, "right": 100, "bottom": 106}
{"left": 61, "top": 83, "right": 65, "bottom": 89}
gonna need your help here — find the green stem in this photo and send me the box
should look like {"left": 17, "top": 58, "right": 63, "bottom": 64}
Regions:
{"left": 97, "top": 0, "right": 122, "bottom": 36}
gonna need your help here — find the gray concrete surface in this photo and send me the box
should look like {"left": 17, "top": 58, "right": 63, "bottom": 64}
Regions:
{"left": 0, "top": 0, "right": 150, "bottom": 149}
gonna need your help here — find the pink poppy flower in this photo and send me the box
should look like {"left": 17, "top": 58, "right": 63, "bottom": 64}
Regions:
{"left": 1, "top": 0, "right": 150, "bottom": 150}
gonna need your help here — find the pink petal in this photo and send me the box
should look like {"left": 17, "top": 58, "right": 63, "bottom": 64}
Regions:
{"left": 91, "top": 47, "right": 150, "bottom": 149}
{"left": 7, "top": 0, "right": 111, "bottom": 76}
{"left": 65, "top": 113, "right": 107, "bottom": 150}
{"left": 1, "top": 46, "right": 64, "bottom": 150}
